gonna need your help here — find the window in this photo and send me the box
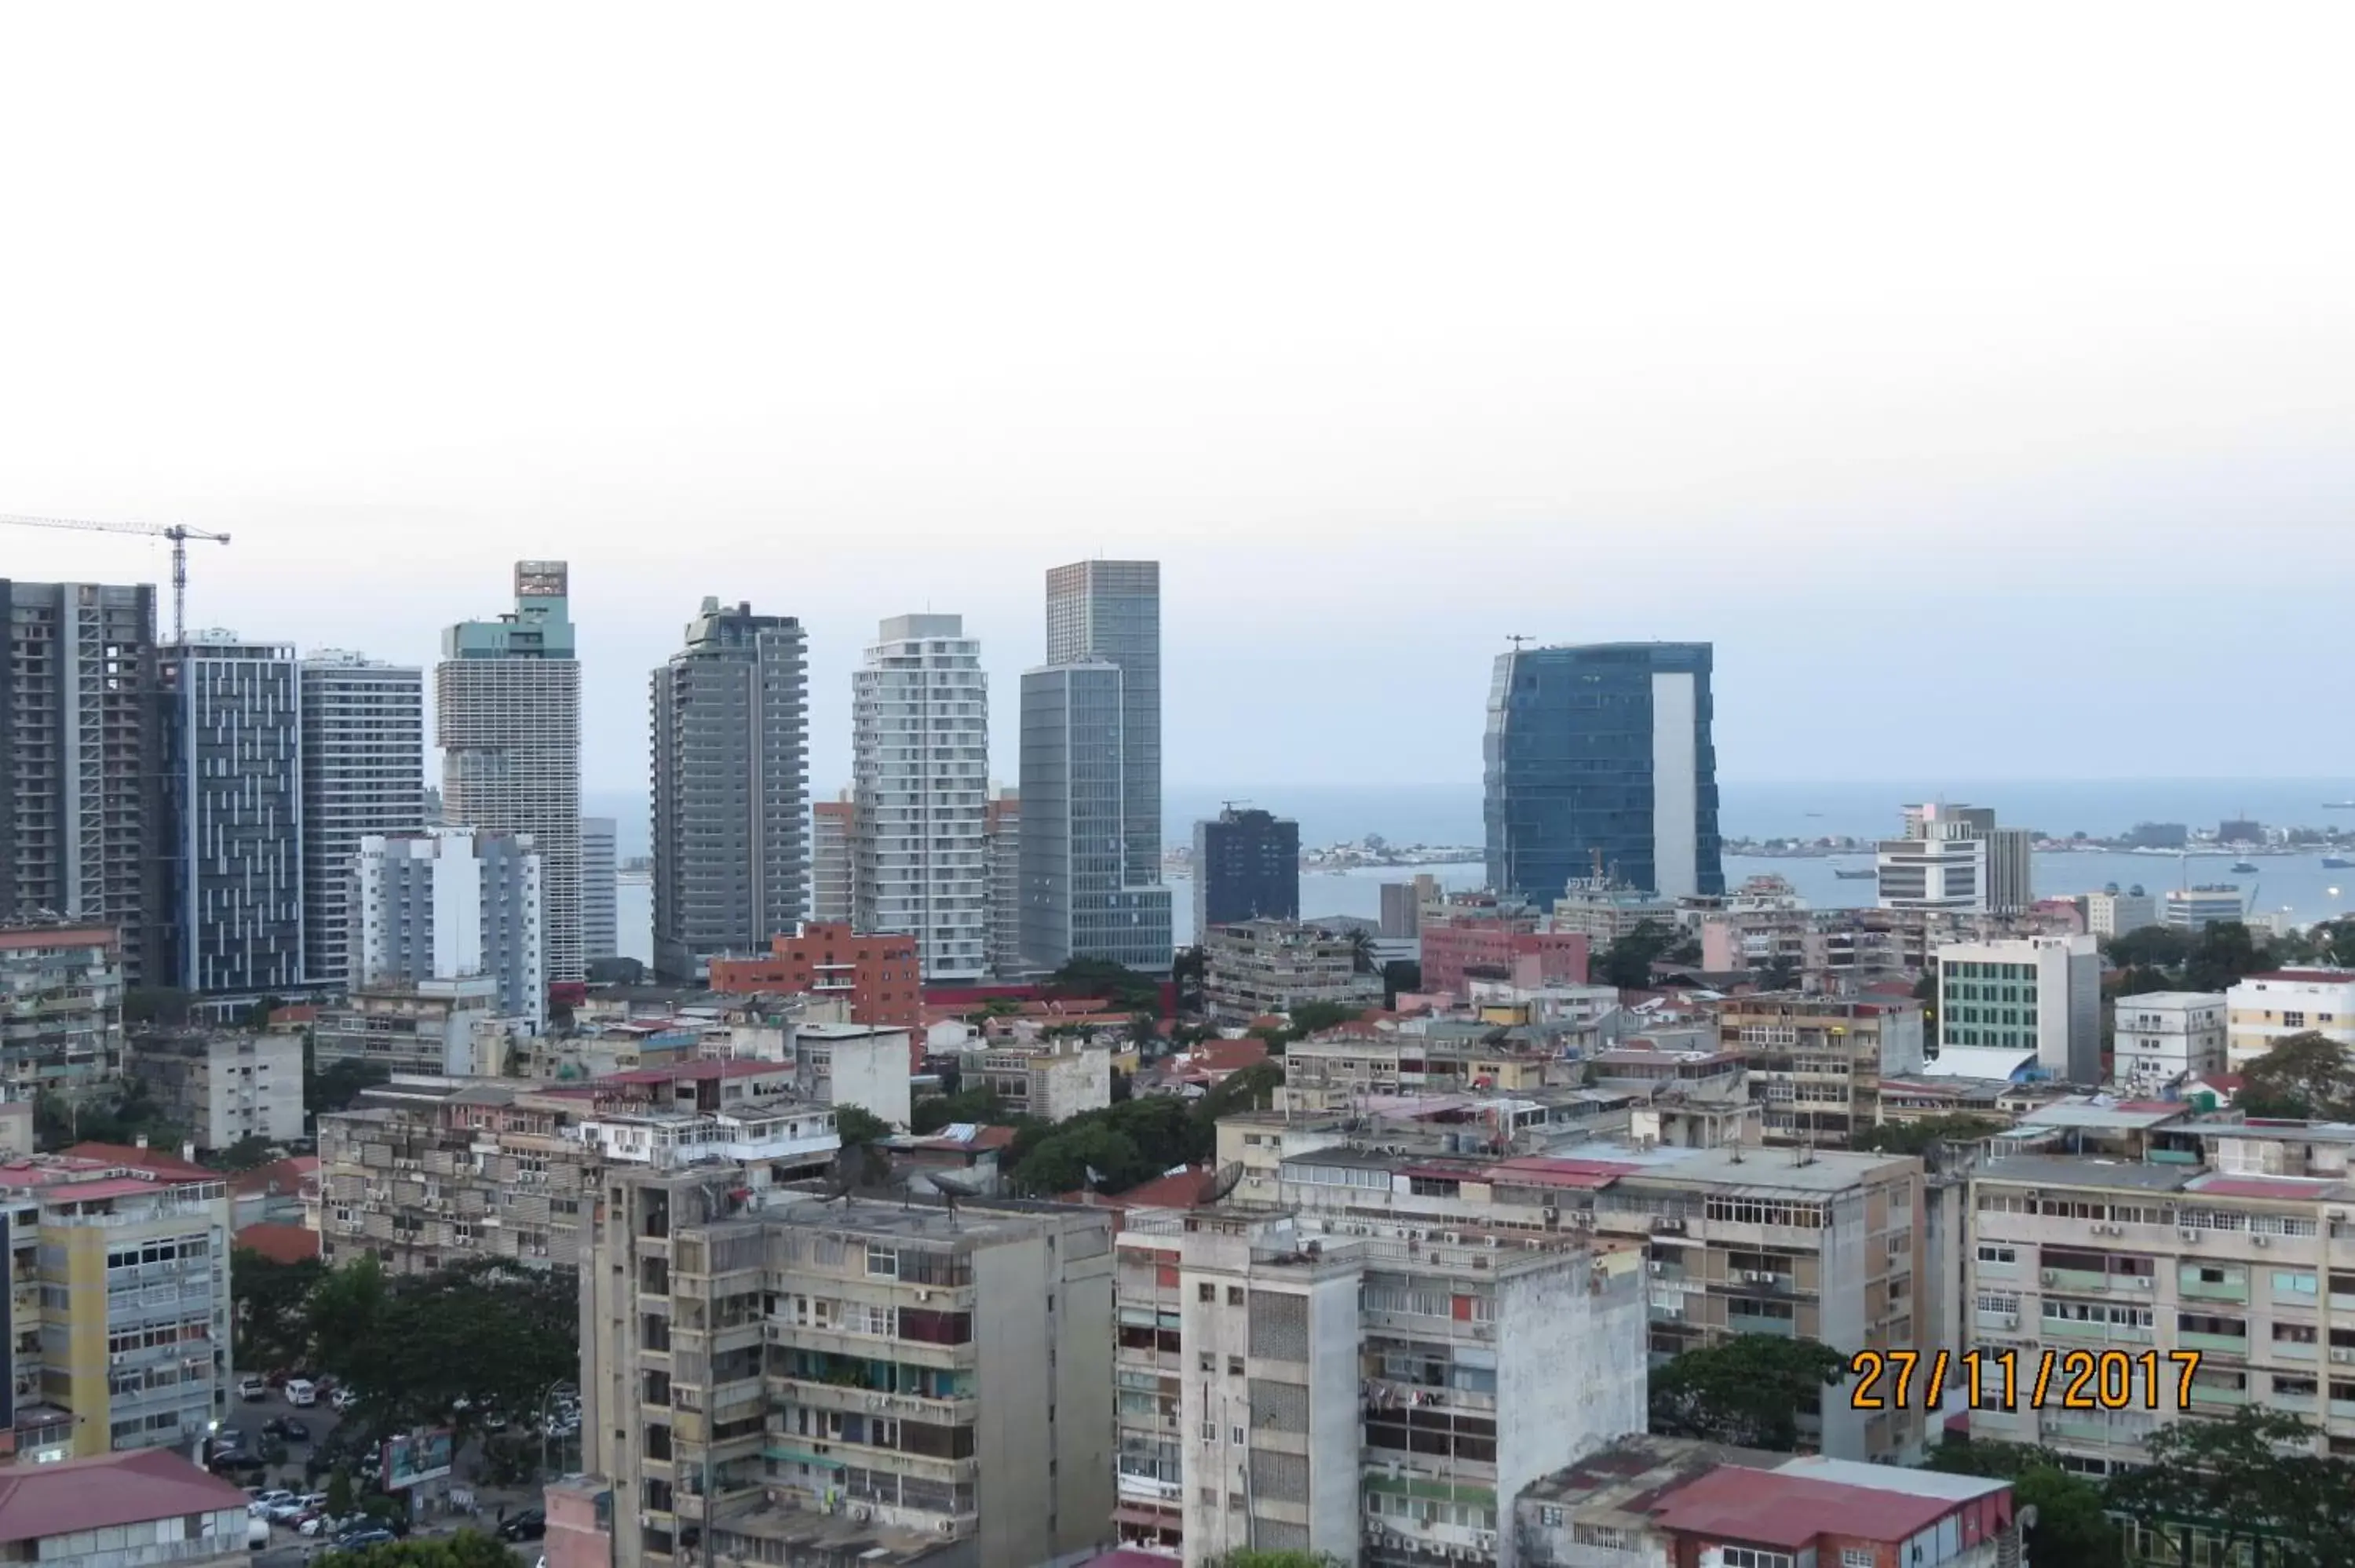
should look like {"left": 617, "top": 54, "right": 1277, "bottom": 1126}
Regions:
{"left": 1231, "top": 1426, "right": 1244, "bottom": 1445}
{"left": 1843, "top": 1552, "right": 1876, "bottom": 1568}
{"left": 1198, "top": 1283, "right": 1214, "bottom": 1303}
{"left": 1197, "top": 1353, "right": 1214, "bottom": 1373}
{"left": 1977, "top": 1244, "right": 2017, "bottom": 1266}
{"left": 1227, "top": 1286, "right": 1244, "bottom": 1307}
{"left": 1199, "top": 1420, "right": 1216, "bottom": 1441}
{"left": 1227, "top": 1356, "right": 1244, "bottom": 1377}
{"left": 1539, "top": 1506, "right": 1564, "bottom": 1527}
{"left": 1722, "top": 1550, "right": 1795, "bottom": 1568}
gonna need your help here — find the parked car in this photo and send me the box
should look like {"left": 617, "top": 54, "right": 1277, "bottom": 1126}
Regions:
{"left": 210, "top": 1428, "right": 246, "bottom": 1455}
{"left": 246, "top": 1488, "right": 293, "bottom": 1518}
{"left": 335, "top": 1527, "right": 397, "bottom": 1552}
{"left": 236, "top": 1376, "right": 268, "bottom": 1402}
{"left": 246, "top": 1515, "right": 271, "bottom": 1549}
{"left": 284, "top": 1378, "right": 318, "bottom": 1408}
{"left": 265, "top": 1496, "right": 313, "bottom": 1524}
{"left": 329, "top": 1387, "right": 359, "bottom": 1412}
{"left": 262, "top": 1416, "right": 311, "bottom": 1442}
{"left": 498, "top": 1510, "right": 546, "bottom": 1541}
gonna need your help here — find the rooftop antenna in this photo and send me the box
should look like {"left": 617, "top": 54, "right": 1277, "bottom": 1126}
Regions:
{"left": 1506, "top": 635, "right": 1532, "bottom": 650}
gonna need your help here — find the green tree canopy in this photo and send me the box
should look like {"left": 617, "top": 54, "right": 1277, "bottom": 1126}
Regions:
{"left": 1920, "top": 1440, "right": 2120, "bottom": 1568}
{"left": 1286, "top": 1000, "right": 1364, "bottom": 1036}
{"left": 1597, "top": 920, "right": 1675, "bottom": 990}
{"left": 1646, "top": 1334, "right": 1846, "bottom": 1451}
{"left": 310, "top": 1057, "right": 392, "bottom": 1116}
{"left": 309, "top": 1256, "right": 576, "bottom": 1436}
{"left": 211, "top": 1133, "right": 279, "bottom": 1172}
{"left": 1850, "top": 1114, "right": 2006, "bottom": 1156}
{"left": 910, "top": 1086, "right": 1005, "bottom": 1135}
{"left": 1049, "top": 957, "right": 1163, "bottom": 1014}
{"left": 2236, "top": 1030, "right": 2355, "bottom": 1120}
{"left": 2109, "top": 1407, "right": 2355, "bottom": 1566}
{"left": 2105, "top": 924, "right": 2195, "bottom": 971}
{"left": 317, "top": 1531, "right": 521, "bottom": 1566}
{"left": 232, "top": 1247, "right": 327, "bottom": 1368}
{"left": 832, "top": 1104, "right": 892, "bottom": 1145}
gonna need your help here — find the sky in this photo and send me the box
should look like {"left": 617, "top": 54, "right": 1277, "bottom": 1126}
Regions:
{"left": 4, "top": 3, "right": 2354, "bottom": 797}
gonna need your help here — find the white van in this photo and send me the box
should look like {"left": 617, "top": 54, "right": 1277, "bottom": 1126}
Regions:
{"left": 285, "top": 1379, "right": 317, "bottom": 1408}
{"left": 247, "top": 1515, "right": 271, "bottom": 1549}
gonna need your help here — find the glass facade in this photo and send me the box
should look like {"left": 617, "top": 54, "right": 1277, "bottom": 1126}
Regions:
{"left": 1482, "top": 642, "right": 1723, "bottom": 903}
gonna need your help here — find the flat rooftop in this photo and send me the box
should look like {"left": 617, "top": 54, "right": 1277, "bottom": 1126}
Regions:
{"left": 1974, "top": 1154, "right": 2195, "bottom": 1192}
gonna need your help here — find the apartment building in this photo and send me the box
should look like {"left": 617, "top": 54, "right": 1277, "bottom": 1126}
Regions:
{"left": 579, "top": 1178, "right": 1113, "bottom": 1568}
{"left": 1108, "top": 1206, "right": 1646, "bottom": 1568}
{"left": 156, "top": 633, "right": 305, "bottom": 999}
{"left": 966, "top": 1037, "right": 1113, "bottom": 1123}
{"left": 0, "top": 581, "right": 166, "bottom": 985}
{"left": 582, "top": 815, "right": 619, "bottom": 963}
{"left": 984, "top": 789, "right": 1023, "bottom": 977}
{"left": 1193, "top": 807, "right": 1300, "bottom": 935}
{"left": 1546, "top": 882, "right": 1681, "bottom": 947}
{"left": 2085, "top": 885, "right": 2158, "bottom": 939}
{"left": 0, "top": 918, "right": 124, "bottom": 1094}
{"left": 1964, "top": 1119, "right": 2355, "bottom": 1473}
{"left": 0, "top": 1150, "right": 232, "bottom": 1459}
{"left": 854, "top": 614, "right": 989, "bottom": 983}
{"left": 708, "top": 922, "right": 923, "bottom": 1034}
{"left": 794, "top": 1020, "right": 917, "bottom": 1127}
{"left": 312, "top": 975, "right": 508, "bottom": 1078}
{"left": 2163, "top": 885, "right": 2245, "bottom": 932}
{"left": 439, "top": 560, "right": 583, "bottom": 983}
{"left": 127, "top": 1031, "right": 304, "bottom": 1152}
{"left": 2112, "top": 991, "right": 2228, "bottom": 1088}
{"left": 1715, "top": 994, "right": 1926, "bottom": 1148}
{"left": 350, "top": 828, "right": 546, "bottom": 1034}
{"left": 1276, "top": 1030, "right": 1566, "bottom": 1115}
{"left": 812, "top": 793, "right": 855, "bottom": 926}
{"left": 297, "top": 650, "right": 425, "bottom": 990}
{"left": 1513, "top": 1438, "right": 2022, "bottom": 1568}
{"left": 1203, "top": 921, "right": 1382, "bottom": 1022}
{"left": 1937, "top": 935, "right": 2101, "bottom": 1084}
{"left": 1269, "top": 1140, "right": 1929, "bottom": 1463}
{"left": 317, "top": 1062, "right": 838, "bottom": 1275}
{"left": 2224, "top": 968, "right": 2355, "bottom": 1070}
{"left": 1421, "top": 924, "right": 1589, "bottom": 999}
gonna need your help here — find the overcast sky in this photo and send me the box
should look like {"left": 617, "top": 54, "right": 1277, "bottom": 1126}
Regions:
{"left": 5, "top": 3, "right": 2353, "bottom": 797}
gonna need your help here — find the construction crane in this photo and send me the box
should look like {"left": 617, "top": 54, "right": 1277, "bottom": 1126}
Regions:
{"left": 0, "top": 514, "right": 232, "bottom": 641}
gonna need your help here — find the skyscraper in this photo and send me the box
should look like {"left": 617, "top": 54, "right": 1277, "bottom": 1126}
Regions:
{"left": 580, "top": 816, "right": 618, "bottom": 963}
{"left": 298, "top": 650, "right": 425, "bottom": 990}
{"left": 810, "top": 792, "right": 854, "bottom": 924}
{"left": 0, "top": 581, "right": 166, "bottom": 983}
{"left": 1193, "top": 805, "right": 1300, "bottom": 932}
{"left": 350, "top": 827, "right": 546, "bottom": 1035}
{"left": 159, "top": 633, "right": 305, "bottom": 997}
{"left": 984, "top": 786, "right": 1023, "bottom": 975}
{"left": 437, "top": 560, "right": 582, "bottom": 983}
{"left": 1020, "top": 561, "right": 1173, "bottom": 972}
{"left": 648, "top": 598, "right": 809, "bottom": 981}
{"left": 853, "top": 614, "right": 988, "bottom": 983}
{"left": 1483, "top": 641, "right": 1724, "bottom": 903}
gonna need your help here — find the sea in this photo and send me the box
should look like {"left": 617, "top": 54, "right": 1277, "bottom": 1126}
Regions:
{"left": 597, "top": 778, "right": 2355, "bottom": 967}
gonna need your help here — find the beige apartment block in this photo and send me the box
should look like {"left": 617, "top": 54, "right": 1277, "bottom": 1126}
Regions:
{"left": 1203, "top": 920, "right": 1382, "bottom": 1022}
{"left": 1714, "top": 992, "right": 1926, "bottom": 1148}
{"left": 580, "top": 1173, "right": 1113, "bottom": 1568}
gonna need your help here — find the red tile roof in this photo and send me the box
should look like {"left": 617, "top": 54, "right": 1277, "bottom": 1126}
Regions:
{"left": 1062, "top": 1165, "right": 1214, "bottom": 1212}
{"left": 2191, "top": 1176, "right": 2335, "bottom": 1200}
{"left": 2239, "top": 969, "right": 2355, "bottom": 985}
{"left": 235, "top": 1223, "right": 322, "bottom": 1264}
{"left": 905, "top": 1124, "right": 1018, "bottom": 1153}
{"left": 60, "top": 1141, "right": 216, "bottom": 1183}
{"left": 1646, "top": 1465, "right": 1958, "bottom": 1548}
{"left": 0, "top": 1446, "right": 248, "bottom": 1540}
{"left": 229, "top": 1154, "right": 319, "bottom": 1198}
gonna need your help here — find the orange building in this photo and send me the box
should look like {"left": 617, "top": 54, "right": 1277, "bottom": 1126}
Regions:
{"left": 707, "top": 921, "right": 922, "bottom": 1032}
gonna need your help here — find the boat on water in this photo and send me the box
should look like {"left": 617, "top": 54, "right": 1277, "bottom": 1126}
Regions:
{"left": 2229, "top": 860, "right": 2259, "bottom": 873}
{"left": 2325, "top": 855, "right": 2354, "bottom": 870}
{"left": 1833, "top": 868, "right": 1878, "bottom": 880}
{"left": 2328, "top": 801, "right": 2355, "bottom": 810}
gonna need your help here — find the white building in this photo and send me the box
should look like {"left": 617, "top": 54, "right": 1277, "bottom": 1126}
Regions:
{"left": 2083, "top": 885, "right": 2157, "bottom": 939}
{"left": 129, "top": 1030, "right": 305, "bottom": 1151}
{"left": 350, "top": 828, "right": 546, "bottom": 1034}
{"left": 852, "top": 614, "right": 988, "bottom": 983}
{"left": 437, "top": 560, "right": 582, "bottom": 983}
{"left": 2224, "top": 968, "right": 2355, "bottom": 1070}
{"left": 580, "top": 815, "right": 617, "bottom": 962}
{"left": 2110, "top": 990, "right": 2227, "bottom": 1088}
{"left": 1936, "top": 933, "right": 2101, "bottom": 1084}
{"left": 1877, "top": 803, "right": 2032, "bottom": 915}
{"left": 792, "top": 1019, "right": 915, "bottom": 1129}
{"left": 810, "top": 791, "right": 854, "bottom": 924}
{"left": 2164, "top": 884, "right": 2246, "bottom": 931}
{"left": 298, "top": 651, "right": 425, "bottom": 990}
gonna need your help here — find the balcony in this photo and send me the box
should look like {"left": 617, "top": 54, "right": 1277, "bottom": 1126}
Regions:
{"left": 2177, "top": 1333, "right": 2249, "bottom": 1358}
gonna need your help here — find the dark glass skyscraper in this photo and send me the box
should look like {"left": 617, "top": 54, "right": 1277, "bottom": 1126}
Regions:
{"left": 1192, "top": 806, "right": 1300, "bottom": 933}
{"left": 1483, "top": 641, "right": 1723, "bottom": 903}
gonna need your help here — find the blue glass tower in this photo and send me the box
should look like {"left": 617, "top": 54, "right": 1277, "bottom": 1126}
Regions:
{"left": 1483, "top": 642, "right": 1724, "bottom": 903}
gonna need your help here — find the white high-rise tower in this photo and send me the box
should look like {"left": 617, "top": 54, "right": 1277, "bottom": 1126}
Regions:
{"left": 852, "top": 614, "right": 988, "bottom": 983}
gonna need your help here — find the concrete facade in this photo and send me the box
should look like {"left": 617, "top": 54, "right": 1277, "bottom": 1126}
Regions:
{"left": 312, "top": 975, "right": 505, "bottom": 1078}
{"left": 129, "top": 1031, "right": 304, "bottom": 1152}
{"left": 1875, "top": 804, "right": 2032, "bottom": 916}
{"left": 1716, "top": 993, "right": 1926, "bottom": 1148}
{"left": 708, "top": 922, "right": 923, "bottom": 1035}
{"left": 1936, "top": 934, "right": 2101, "bottom": 1084}
{"left": 296, "top": 651, "right": 425, "bottom": 991}
{"left": 812, "top": 793, "right": 856, "bottom": 926}
{"left": 2111, "top": 990, "right": 2227, "bottom": 1088}
{"left": 2225, "top": 968, "right": 2355, "bottom": 1070}
{"left": 0, "top": 919, "right": 124, "bottom": 1095}
{"left": 1203, "top": 921, "right": 1382, "bottom": 1022}
{"left": 649, "top": 599, "right": 809, "bottom": 981}
{"left": 350, "top": 828, "right": 546, "bottom": 1034}
{"left": 582, "top": 814, "right": 618, "bottom": 962}
{"left": 984, "top": 788, "right": 1024, "bottom": 977}
{"left": 794, "top": 1020, "right": 917, "bottom": 1128}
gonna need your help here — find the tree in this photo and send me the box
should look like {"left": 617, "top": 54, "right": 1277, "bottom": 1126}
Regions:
{"left": 1598, "top": 920, "right": 1675, "bottom": 990}
{"left": 2109, "top": 1407, "right": 2355, "bottom": 1566}
{"left": 317, "top": 1531, "right": 521, "bottom": 1566}
{"left": 1286, "top": 1000, "right": 1363, "bottom": 1037}
{"left": 325, "top": 1467, "right": 355, "bottom": 1519}
{"left": 1647, "top": 1334, "right": 1846, "bottom": 1450}
{"left": 2105, "top": 925, "right": 2194, "bottom": 972}
{"left": 1014, "top": 1124, "right": 1145, "bottom": 1195}
{"left": 910, "top": 1086, "right": 1004, "bottom": 1135}
{"left": 1049, "top": 957, "right": 1163, "bottom": 1014}
{"left": 309, "top": 1258, "right": 579, "bottom": 1437}
{"left": 1920, "top": 1441, "right": 2120, "bottom": 1568}
{"left": 2183, "top": 921, "right": 2269, "bottom": 994}
{"left": 1196, "top": 1060, "right": 1283, "bottom": 1123}
{"left": 122, "top": 986, "right": 194, "bottom": 1027}
{"left": 240, "top": 994, "right": 290, "bottom": 1031}
{"left": 832, "top": 1104, "right": 892, "bottom": 1145}
{"left": 1170, "top": 945, "right": 1208, "bottom": 1012}
{"left": 1758, "top": 956, "right": 1800, "bottom": 991}
{"left": 212, "top": 1134, "right": 278, "bottom": 1172}
{"left": 1380, "top": 958, "right": 1421, "bottom": 1008}
{"left": 1850, "top": 1114, "right": 2006, "bottom": 1156}
{"left": 1128, "top": 1011, "right": 1161, "bottom": 1048}
{"left": 2237, "top": 1030, "right": 2355, "bottom": 1120}
{"left": 310, "top": 1057, "right": 392, "bottom": 1116}
{"left": 1343, "top": 928, "right": 1379, "bottom": 975}
{"left": 232, "top": 1246, "right": 326, "bottom": 1368}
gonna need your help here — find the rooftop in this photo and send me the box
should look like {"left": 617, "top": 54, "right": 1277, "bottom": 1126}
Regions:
{"left": 0, "top": 1446, "right": 249, "bottom": 1541}
{"left": 2112, "top": 991, "right": 2228, "bottom": 1008}
{"left": 58, "top": 1141, "right": 216, "bottom": 1183}
{"left": 1919, "top": 1046, "right": 2041, "bottom": 1081}
{"left": 235, "top": 1222, "right": 322, "bottom": 1264}
{"left": 2017, "top": 1097, "right": 2194, "bottom": 1132}
{"left": 1648, "top": 1460, "right": 1997, "bottom": 1548}
{"left": 597, "top": 1059, "right": 788, "bottom": 1085}
{"left": 2233, "top": 969, "right": 2355, "bottom": 986}
{"left": 1973, "top": 1154, "right": 2195, "bottom": 1192}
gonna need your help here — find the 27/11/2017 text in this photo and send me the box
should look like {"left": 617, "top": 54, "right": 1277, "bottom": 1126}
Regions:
{"left": 1849, "top": 1349, "right": 2203, "bottom": 1412}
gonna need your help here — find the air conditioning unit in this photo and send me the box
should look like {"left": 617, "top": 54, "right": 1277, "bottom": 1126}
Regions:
{"left": 937, "top": 1520, "right": 956, "bottom": 1536}
{"left": 2040, "top": 1271, "right": 2056, "bottom": 1284}
{"left": 2329, "top": 1348, "right": 2353, "bottom": 1365}
{"left": 2134, "top": 1277, "right": 2152, "bottom": 1289}
{"left": 849, "top": 1507, "right": 871, "bottom": 1523}
{"left": 2251, "top": 1235, "right": 2269, "bottom": 1249}
{"left": 2002, "top": 1314, "right": 2019, "bottom": 1328}
{"left": 1648, "top": 1262, "right": 1664, "bottom": 1276}
{"left": 2179, "top": 1229, "right": 2200, "bottom": 1242}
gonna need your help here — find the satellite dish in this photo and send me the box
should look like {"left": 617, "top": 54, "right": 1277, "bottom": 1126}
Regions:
{"left": 928, "top": 1168, "right": 991, "bottom": 1198}
{"left": 1199, "top": 1161, "right": 1244, "bottom": 1207}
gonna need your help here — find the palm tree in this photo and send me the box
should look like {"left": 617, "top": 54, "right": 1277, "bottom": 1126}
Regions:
{"left": 1347, "top": 928, "right": 1378, "bottom": 975}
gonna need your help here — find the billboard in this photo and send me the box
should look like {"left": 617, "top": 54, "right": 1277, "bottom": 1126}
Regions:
{"left": 382, "top": 1428, "right": 455, "bottom": 1490}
